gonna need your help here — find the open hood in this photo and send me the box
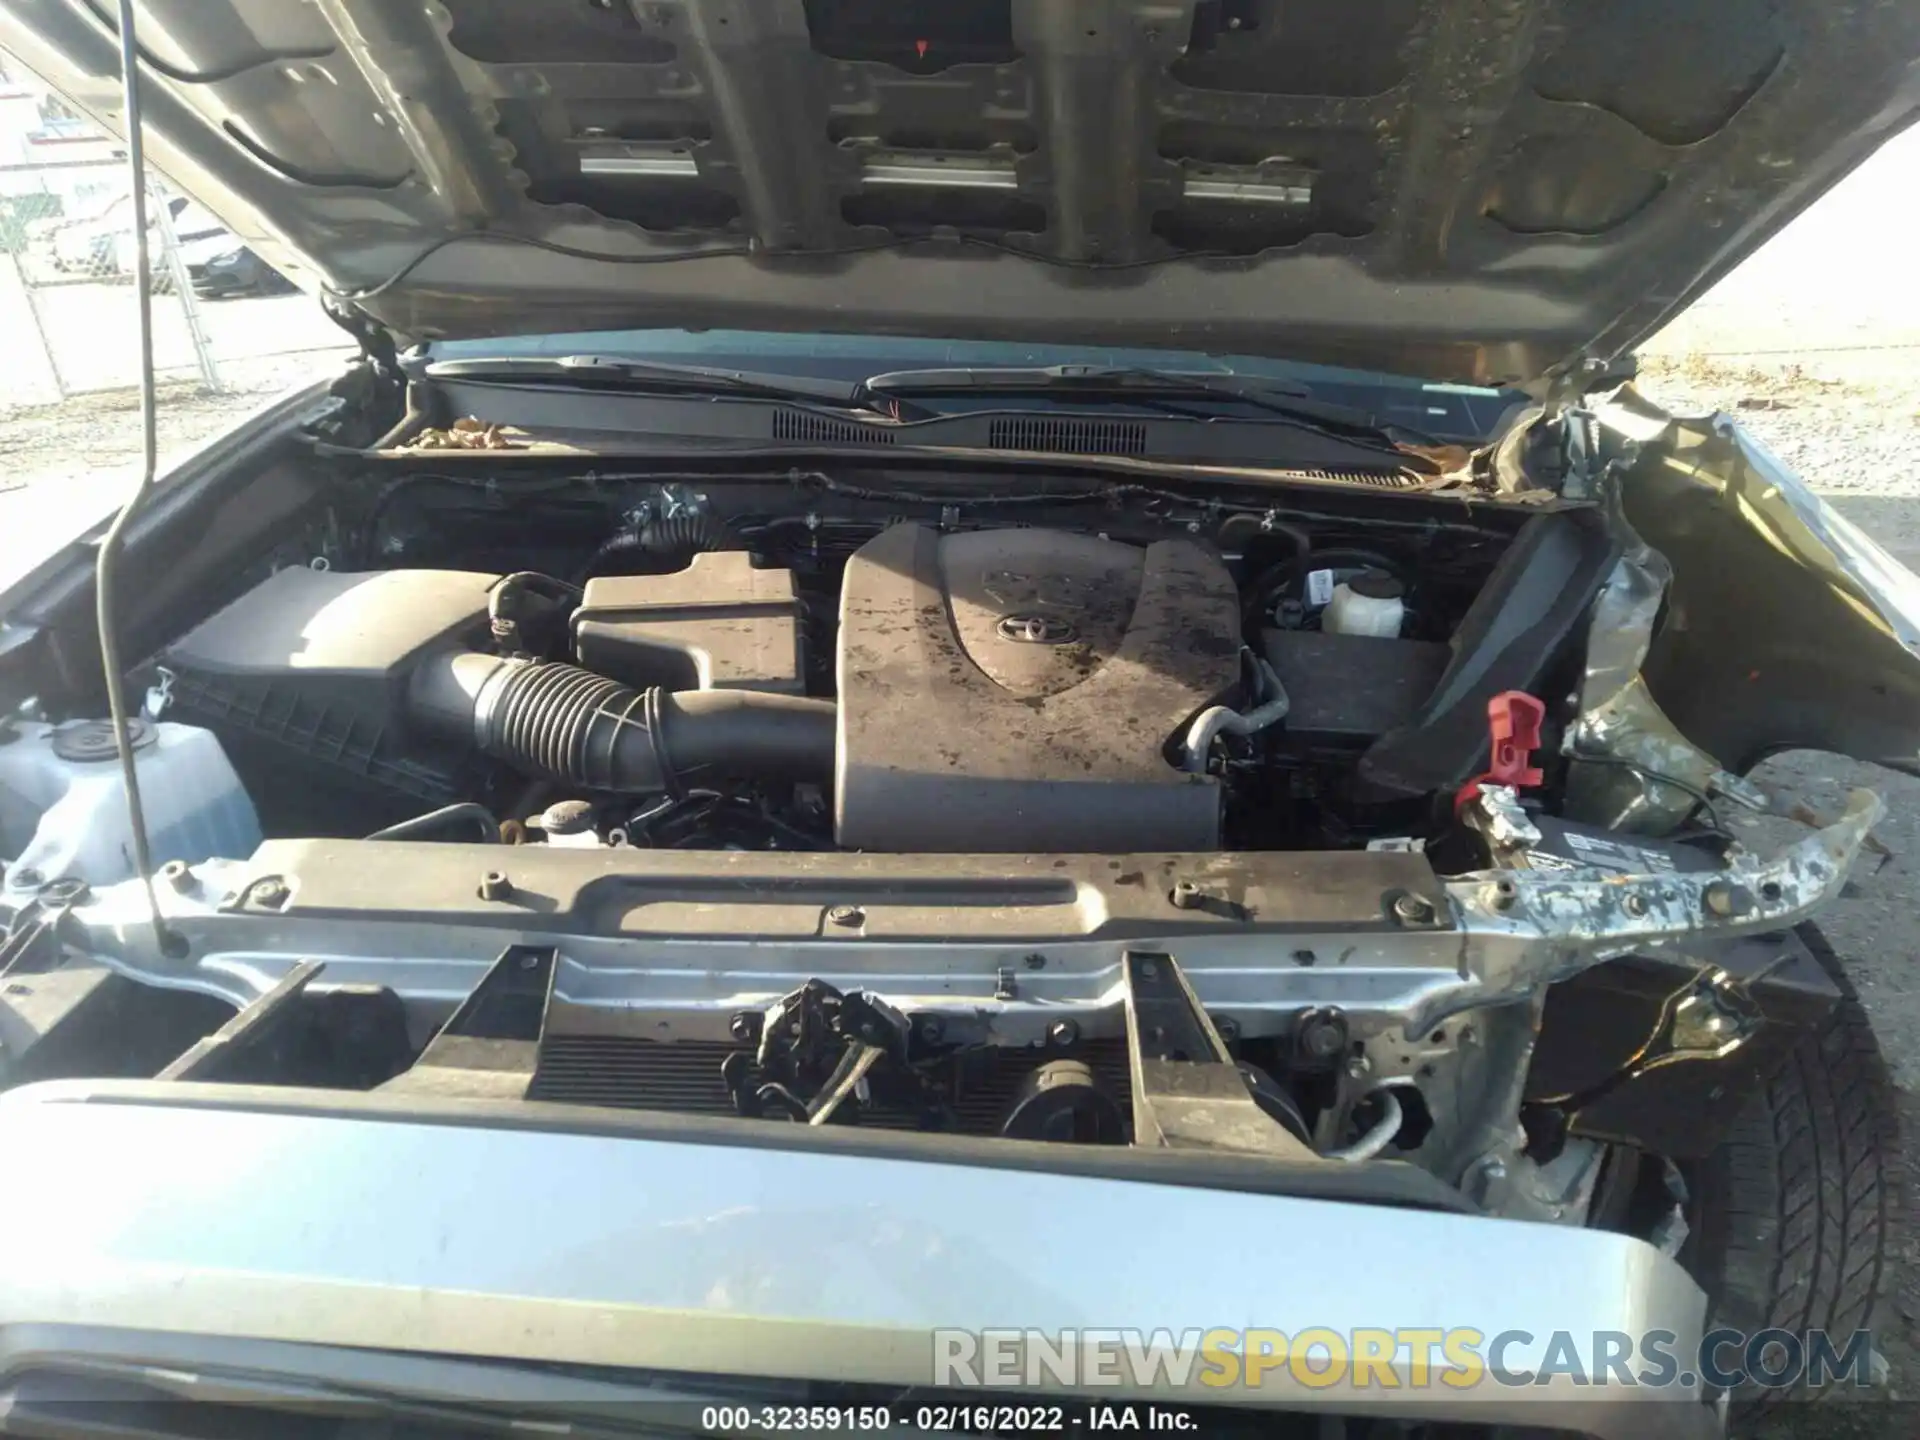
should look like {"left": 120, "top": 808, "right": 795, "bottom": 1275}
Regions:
{"left": 5, "top": 0, "right": 1918, "bottom": 388}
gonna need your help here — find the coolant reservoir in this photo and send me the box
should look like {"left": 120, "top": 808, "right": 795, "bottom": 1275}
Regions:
{"left": 0, "top": 718, "right": 260, "bottom": 899}
{"left": 1323, "top": 572, "right": 1407, "bottom": 639}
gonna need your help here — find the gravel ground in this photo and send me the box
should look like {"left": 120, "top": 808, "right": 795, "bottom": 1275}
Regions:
{"left": 1, "top": 343, "right": 1918, "bottom": 1432}
{"left": 0, "top": 351, "right": 348, "bottom": 498}
{"left": 1638, "top": 351, "right": 1920, "bottom": 568}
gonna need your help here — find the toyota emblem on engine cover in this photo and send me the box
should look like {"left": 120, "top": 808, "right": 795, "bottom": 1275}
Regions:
{"left": 997, "top": 613, "right": 1078, "bottom": 645}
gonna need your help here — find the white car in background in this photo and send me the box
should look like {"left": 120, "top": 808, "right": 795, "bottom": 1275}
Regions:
{"left": 47, "top": 193, "right": 229, "bottom": 289}
{"left": 48, "top": 191, "right": 177, "bottom": 275}
{"left": 104, "top": 199, "right": 230, "bottom": 290}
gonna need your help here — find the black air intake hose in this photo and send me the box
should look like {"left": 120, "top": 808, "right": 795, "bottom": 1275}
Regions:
{"left": 409, "top": 652, "right": 835, "bottom": 794}
{"left": 585, "top": 512, "right": 737, "bottom": 578}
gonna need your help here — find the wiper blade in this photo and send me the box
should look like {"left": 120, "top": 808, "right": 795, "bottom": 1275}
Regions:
{"left": 863, "top": 363, "right": 1438, "bottom": 447}
{"left": 423, "top": 354, "right": 920, "bottom": 419}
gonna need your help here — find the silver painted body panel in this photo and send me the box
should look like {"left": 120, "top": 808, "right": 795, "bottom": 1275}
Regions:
{"left": 0, "top": 1081, "right": 1718, "bottom": 1437}
{"left": 2, "top": 0, "right": 1917, "bottom": 385}
{"left": 57, "top": 789, "right": 1880, "bottom": 1095}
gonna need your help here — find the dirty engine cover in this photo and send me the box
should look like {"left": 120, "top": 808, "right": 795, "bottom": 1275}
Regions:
{"left": 836, "top": 525, "right": 1239, "bottom": 852}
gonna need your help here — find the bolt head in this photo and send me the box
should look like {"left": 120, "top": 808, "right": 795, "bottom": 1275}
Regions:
{"left": 1301, "top": 1016, "right": 1347, "bottom": 1060}
{"left": 728, "top": 1012, "right": 756, "bottom": 1042}
{"left": 1703, "top": 882, "right": 1755, "bottom": 920}
{"left": 1392, "top": 891, "right": 1436, "bottom": 924}
{"left": 1047, "top": 1019, "right": 1079, "bottom": 1047}
{"left": 1624, "top": 893, "right": 1649, "bottom": 918}
{"left": 251, "top": 878, "right": 290, "bottom": 908}
{"left": 1346, "top": 1053, "right": 1372, "bottom": 1079}
{"left": 827, "top": 903, "right": 864, "bottom": 928}
{"left": 39, "top": 876, "right": 88, "bottom": 905}
{"left": 1212, "top": 1014, "right": 1240, "bottom": 1043}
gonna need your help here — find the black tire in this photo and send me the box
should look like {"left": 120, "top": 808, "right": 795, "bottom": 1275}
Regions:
{"left": 1686, "top": 922, "right": 1898, "bottom": 1420}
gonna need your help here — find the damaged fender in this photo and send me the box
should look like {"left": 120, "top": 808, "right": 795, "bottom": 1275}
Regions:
{"left": 1594, "top": 387, "right": 1920, "bottom": 776}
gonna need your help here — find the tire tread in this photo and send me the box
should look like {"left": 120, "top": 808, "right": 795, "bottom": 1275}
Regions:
{"left": 1691, "top": 923, "right": 1897, "bottom": 1420}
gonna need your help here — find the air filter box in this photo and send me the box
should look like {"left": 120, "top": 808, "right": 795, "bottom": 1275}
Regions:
{"left": 159, "top": 567, "right": 498, "bottom": 813}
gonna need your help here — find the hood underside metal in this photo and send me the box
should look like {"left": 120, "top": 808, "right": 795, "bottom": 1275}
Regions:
{"left": 3, "top": 0, "right": 1918, "bottom": 386}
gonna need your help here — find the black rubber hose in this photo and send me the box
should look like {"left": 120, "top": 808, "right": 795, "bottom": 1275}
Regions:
{"left": 585, "top": 512, "right": 737, "bottom": 578}
{"left": 367, "top": 802, "right": 500, "bottom": 843}
{"left": 409, "top": 653, "right": 835, "bottom": 795}
{"left": 1242, "top": 545, "right": 1402, "bottom": 631}
{"left": 646, "top": 512, "right": 735, "bottom": 558}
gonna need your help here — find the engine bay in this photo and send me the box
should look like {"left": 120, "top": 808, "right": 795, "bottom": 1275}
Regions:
{"left": 137, "top": 465, "right": 1548, "bottom": 859}
{"left": 0, "top": 453, "right": 1869, "bottom": 1219}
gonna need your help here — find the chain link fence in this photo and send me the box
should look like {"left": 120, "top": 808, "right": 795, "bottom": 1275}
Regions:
{"left": 0, "top": 157, "right": 347, "bottom": 408}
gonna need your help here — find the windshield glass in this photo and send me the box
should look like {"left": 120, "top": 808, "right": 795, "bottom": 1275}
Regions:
{"left": 428, "top": 330, "right": 1520, "bottom": 441}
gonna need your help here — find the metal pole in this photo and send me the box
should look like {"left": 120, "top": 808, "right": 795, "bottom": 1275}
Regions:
{"left": 8, "top": 253, "right": 67, "bottom": 402}
{"left": 97, "top": 0, "right": 174, "bottom": 954}
{"left": 150, "top": 186, "right": 220, "bottom": 390}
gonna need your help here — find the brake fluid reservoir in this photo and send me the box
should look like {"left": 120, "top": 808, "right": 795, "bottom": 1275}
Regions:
{"left": 0, "top": 718, "right": 260, "bottom": 899}
{"left": 1323, "top": 573, "right": 1406, "bottom": 639}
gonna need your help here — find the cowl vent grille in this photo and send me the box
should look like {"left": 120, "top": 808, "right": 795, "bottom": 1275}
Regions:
{"left": 771, "top": 409, "right": 895, "bottom": 444}
{"left": 988, "top": 416, "right": 1148, "bottom": 455}
{"left": 1298, "top": 468, "right": 1421, "bottom": 488}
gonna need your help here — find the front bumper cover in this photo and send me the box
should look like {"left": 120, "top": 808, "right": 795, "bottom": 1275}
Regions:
{"left": 0, "top": 1079, "right": 1721, "bottom": 1438}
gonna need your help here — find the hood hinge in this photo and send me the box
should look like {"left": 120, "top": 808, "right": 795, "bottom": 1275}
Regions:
{"left": 1543, "top": 353, "right": 1641, "bottom": 418}
{"left": 321, "top": 295, "right": 402, "bottom": 382}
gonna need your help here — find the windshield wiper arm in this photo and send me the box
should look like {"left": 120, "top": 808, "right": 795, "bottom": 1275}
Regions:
{"left": 863, "top": 364, "right": 1439, "bottom": 447}
{"left": 422, "top": 354, "right": 922, "bottom": 419}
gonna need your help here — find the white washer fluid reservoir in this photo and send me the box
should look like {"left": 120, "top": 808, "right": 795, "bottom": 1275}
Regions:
{"left": 0, "top": 717, "right": 260, "bottom": 899}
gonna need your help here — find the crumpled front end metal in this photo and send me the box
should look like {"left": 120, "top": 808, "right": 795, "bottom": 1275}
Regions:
{"left": 1561, "top": 473, "right": 1766, "bottom": 833}
{"left": 1591, "top": 386, "right": 1920, "bottom": 778}
{"left": 1449, "top": 788, "right": 1882, "bottom": 1002}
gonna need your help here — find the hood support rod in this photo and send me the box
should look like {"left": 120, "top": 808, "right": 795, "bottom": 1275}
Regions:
{"left": 94, "top": 0, "right": 173, "bottom": 956}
